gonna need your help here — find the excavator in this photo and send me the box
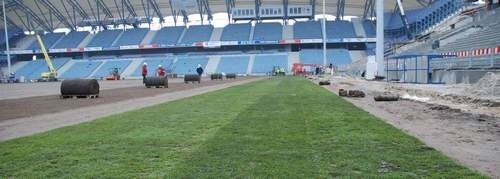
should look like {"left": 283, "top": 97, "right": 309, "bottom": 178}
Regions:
{"left": 36, "top": 34, "right": 58, "bottom": 82}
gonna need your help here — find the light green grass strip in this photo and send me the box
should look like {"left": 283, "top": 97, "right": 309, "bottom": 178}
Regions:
{"left": 0, "top": 77, "right": 484, "bottom": 178}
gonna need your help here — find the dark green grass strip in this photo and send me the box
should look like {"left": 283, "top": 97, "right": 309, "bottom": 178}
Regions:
{"left": 0, "top": 77, "right": 483, "bottom": 178}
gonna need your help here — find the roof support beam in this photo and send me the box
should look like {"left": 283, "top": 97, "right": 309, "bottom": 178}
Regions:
{"left": 363, "top": 0, "right": 375, "bottom": 20}
{"left": 310, "top": 0, "right": 315, "bottom": 20}
{"left": 255, "top": 0, "right": 262, "bottom": 21}
{"left": 146, "top": 0, "right": 164, "bottom": 23}
{"left": 225, "top": 0, "right": 235, "bottom": 21}
{"left": 0, "top": 5, "right": 20, "bottom": 29}
{"left": 11, "top": 0, "right": 52, "bottom": 32}
{"left": 283, "top": 0, "right": 288, "bottom": 22}
{"left": 67, "top": 0, "right": 90, "bottom": 20}
{"left": 196, "top": 0, "right": 212, "bottom": 24}
{"left": 336, "top": 0, "right": 345, "bottom": 20}
{"left": 122, "top": 0, "right": 137, "bottom": 18}
{"left": 39, "top": 0, "right": 75, "bottom": 30}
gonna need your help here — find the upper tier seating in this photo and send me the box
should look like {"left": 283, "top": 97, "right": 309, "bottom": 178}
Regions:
{"left": 252, "top": 54, "right": 288, "bottom": 73}
{"left": 90, "top": 60, "right": 132, "bottom": 79}
{"left": 113, "top": 28, "right": 149, "bottom": 47}
{"left": 439, "top": 20, "right": 500, "bottom": 52}
{"left": 293, "top": 21, "right": 322, "bottom": 39}
{"left": 26, "top": 33, "right": 64, "bottom": 50}
{"left": 131, "top": 57, "right": 175, "bottom": 77}
{"left": 173, "top": 56, "right": 209, "bottom": 74}
{"left": 253, "top": 23, "right": 282, "bottom": 41}
{"left": 52, "top": 31, "right": 89, "bottom": 49}
{"left": 180, "top": 25, "right": 214, "bottom": 44}
{"left": 59, "top": 60, "right": 102, "bottom": 79}
{"left": 220, "top": 23, "right": 251, "bottom": 41}
{"left": 363, "top": 20, "right": 376, "bottom": 37}
{"left": 14, "top": 58, "right": 70, "bottom": 80}
{"left": 0, "top": 27, "right": 23, "bottom": 45}
{"left": 216, "top": 55, "right": 250, "bottom": 74}
{"left": 86, "top": 30, "right": 122, "bottom": 48}
{"left": 150, "top": 26, "right": 185, "bottom": 45}
{"left": 326, "top": 21, "right": 357, "bottom": 38}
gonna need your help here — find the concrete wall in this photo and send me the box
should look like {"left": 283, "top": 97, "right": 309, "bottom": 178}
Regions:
{"left": 432, "top": 70, "right": 500, "bottom": 84}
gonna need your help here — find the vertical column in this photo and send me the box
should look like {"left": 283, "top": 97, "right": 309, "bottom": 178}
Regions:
{"left": 3, "top": 0, "right": 11, "bottom": 75}
{"left": 322, "top": 0, "right": 327, "bottom": 66}
{"left": 376, "top": 0, "right": 384, "bottom": 76}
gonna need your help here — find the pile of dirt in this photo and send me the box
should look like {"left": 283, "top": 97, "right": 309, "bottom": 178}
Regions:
{"left": 469, "top": 72, "right": 500, "bottom": 98}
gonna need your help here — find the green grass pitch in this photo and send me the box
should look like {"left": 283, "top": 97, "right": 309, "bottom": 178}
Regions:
{"left": 0, "top": 77, "right": 483, "bottom": 178}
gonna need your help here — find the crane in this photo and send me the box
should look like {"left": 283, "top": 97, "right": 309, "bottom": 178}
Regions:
{"left": 35, "top": 34, "right": 58, "bottom": 82}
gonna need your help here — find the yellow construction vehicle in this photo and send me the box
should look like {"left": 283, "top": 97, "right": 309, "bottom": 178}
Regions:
{"left": 36, "top": 34, "right": 58, "bottom": 82}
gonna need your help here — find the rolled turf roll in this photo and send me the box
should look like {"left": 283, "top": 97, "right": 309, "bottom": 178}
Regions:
{"left": 184, "top": 74, "right": 201, "bottom": 83}
{"left": 144, "top": 77, "right": 168, "bottom": 88}
{"left": 60, "top": 79, "right": 100, "bottom": 95}
{"left": 211, "top": 73, "right": 223, "bottom": 80}
{"left": 374, "top": 94, "right": 399, "bottom": 101}
{"left": 226, "top": 73, "right": 237, "bottom": 79}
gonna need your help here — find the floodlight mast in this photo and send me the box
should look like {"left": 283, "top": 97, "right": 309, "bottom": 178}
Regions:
{"left": 3, "top": 0, "right": 11, "bottom": 75}
{"left": 322, "top": 0, "right": 327, "bottom": 66}
{"left": 376, "top": 0, "right": 385, "bottom": 77}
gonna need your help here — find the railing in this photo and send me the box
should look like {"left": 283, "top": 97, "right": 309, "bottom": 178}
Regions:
{"left": 430, "top": 55, "right": 500, "bottom": 70}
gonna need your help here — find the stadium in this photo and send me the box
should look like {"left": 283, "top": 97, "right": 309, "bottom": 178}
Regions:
{"left": 0, "top": 0, "right": 499, "bottom": 177}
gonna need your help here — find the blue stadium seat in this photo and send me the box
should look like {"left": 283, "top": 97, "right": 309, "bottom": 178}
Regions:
{"left": 113, "top": 28, "right": 149, "bottom": 47}
{"left": 86, "top": 30, "right": 122, "bottom": 48}
{"left": 216, "top": 55, "right": 250, "bottom": 74}
{"left": 299, "top": 49, "right": 352, "bottom": 65}
{"left": 150, "top": 26, "right": 185, "bottom": 45}
{"left": 173, "top": 56, "right": 209, "bottom": 74}
{"left": 90, "top": 60, "right": 132, "bottom": 79}
{"left": 363, "top": 20, "right": 376, "bottom": 37}
{"left": 26, "top": 33, "right": 65, "bottom": 50}
{"left": 252, "top": 54, "right": 288, "bottom": 73}
{"left": 326, "top": 21, "right": 356, "bottom": 38}
{"left": 253, "top": 23, "right": 282, "bottom": 41}
{"left": 293, "top": 21, "right": 322, "bottom": 39}
{"left": 15, "top": 58, "right": 70, "bottom": 80}
{"left": 59, "top": 60, "right": 102, "bottom": 79}
{"left": 52, "top": 31, "right": 90, "bottom": 48}
{"left": 130, "top": 57, "right": 175, "bottom": 77}
{"left": 220, "top": 23, "right": 251, "bottom": 41}
{"left": 180, "top": 25, "right": 214, "bottom": 44}
{"left": 0, "top": 27, "right": 23, "bottom": 45}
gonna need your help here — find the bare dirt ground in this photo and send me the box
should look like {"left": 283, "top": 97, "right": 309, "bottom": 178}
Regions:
{"left": 312, "top": 76, "right": 500, "bottom": 178}
{"left": 0, "top": 77, "right": 262, "bottom": 141}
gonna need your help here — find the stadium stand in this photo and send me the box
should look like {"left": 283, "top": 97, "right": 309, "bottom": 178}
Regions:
{"left": 216, "top": 55, "right": 250, "bottom": 74}
{"left": 180, "top": 25, "right": 214, "bottom": 44}
{"left": 363, "top": 20, "right": 376, "bottom": 37}
{"left": 86, "top": 30, "right": 122, "bottom": 48}
{"left": 59, "top": 60, "right": 103, "bottom": 79}
{"left": 150, "top": 26, "right": 185, "bottom": 45}
{"left": 253, "top": 23, "right": 283, "bottom": 41}
{"left": 220, "top": 23, "right": 252, "bottom": 41}
{"left": 299, "top": 49, "right": 353, "bottom": 65}
{"left": 112, "top": 28, "right": 149, "bottom": 47}
{"left": 293, "top": 21, "right": 322, "bottom": 39}
{"left": 14, "top": 58, "right": 70, "bottom": 80}
{"left": 326, "top": 21, "right": 357, "bottom": 38}
{"left": 0, "top": 27, "right": 24, "bottom": 46}
{"left": 90, "top": 60, "right": 132, "bottom": 79}
{"left": 130, "top": 57, "right": 175, "bottom": 77}
{"left": 173, "top": 56, "right": 209, "bottom": 74}
{"left": 25, "top": 33, "right": 64, "bottom": 50}
{"left": 52, "top": 31, "right": 90, "bottom": 49}
{"left": 439, "top": 21, "right": 500, "bottom": 53}
{"left": 252, "top": 54, "right": 288, "bottom": 73}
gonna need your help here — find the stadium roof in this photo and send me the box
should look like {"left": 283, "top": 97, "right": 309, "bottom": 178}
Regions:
{"left": 0, "top": 0, "right": 430, "bottom": 32}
